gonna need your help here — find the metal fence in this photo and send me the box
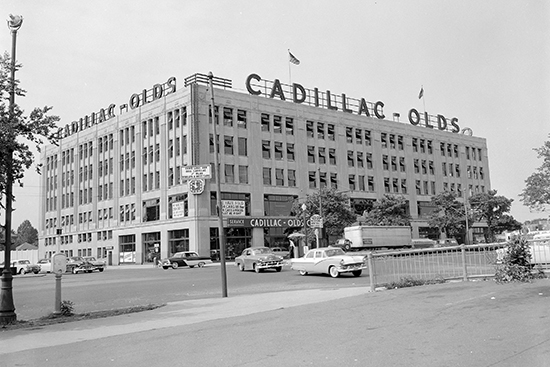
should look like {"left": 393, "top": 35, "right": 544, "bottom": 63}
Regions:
{"left": 366, "top": 243, "right": 510, "bottom": 291}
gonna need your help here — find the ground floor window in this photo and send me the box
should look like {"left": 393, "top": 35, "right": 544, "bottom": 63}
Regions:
{"left": 210, "top": 227, "right": 252, "bottom": 260}
{"left": 119, "top": 234, "right": 136, "bottom": 263}
{"left": 264, "top": 227, "right": 291, "bottom": 249}
{"left": 168, "top": 229, "right": 189, "bottom": 256}
{"left": 143, "top": 232, "right": 160, "bottom": 263}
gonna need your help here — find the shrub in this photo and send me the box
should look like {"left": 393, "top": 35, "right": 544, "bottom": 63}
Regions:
{"left": 384, "top": 275, "right": 446, "bottom": 289}
{"left": 494, "top": 237, "right": 533, "bottom": 282}
{"left": 60, "top": 300, "right": 75, "bottom": 316}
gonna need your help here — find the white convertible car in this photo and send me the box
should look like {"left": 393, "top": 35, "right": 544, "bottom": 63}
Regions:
{"left": 290, "top": 247, "right": 367, "bottom": 278}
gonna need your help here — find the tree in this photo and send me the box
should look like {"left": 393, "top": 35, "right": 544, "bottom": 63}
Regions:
{"left": 362, "top": 195, "right": 411, "bottom": 226}
{"left": 469, "top": 190, "right": 514, "bottom": 243}
{"left": 427, "top": 191, "right": 469, "bottom": 241}
{"left": 15, "top": 220, "right": 37, "bottom": 246}
{"left": 491, "top": 214, "right": 523, "bottom": 235}
{"left": 292, "top": 187, "right": 356, "bottom": 245}
{"left": 0, "top": 52, "right": 60, "bottom": 210}
{"left": 519, "top": 135, "right": 550, "bottom": 212}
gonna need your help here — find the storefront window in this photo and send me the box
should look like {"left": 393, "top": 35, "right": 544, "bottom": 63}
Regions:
{"left": 143, "top": 232, "right": 160, "bottom": 263}
{"left": 210, "top": 227, "right": 251, "bottom": 259}
{"left": 119, "top": 234, "right": 136, "bottom": 264}
{"left": 168, "top": 229, "right": 189, "bottom": 256}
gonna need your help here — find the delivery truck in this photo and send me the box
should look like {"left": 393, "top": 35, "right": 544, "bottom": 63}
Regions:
{"left": 337, "top": 225, "right": 413, "bottom": 251}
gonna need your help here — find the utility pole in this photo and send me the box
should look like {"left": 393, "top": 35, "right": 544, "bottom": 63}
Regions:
{"left": 208, "top": 72, "right": 228, "bottom": 298}
{"left": 0, "top": 14, "right": 23, "bottom": 325}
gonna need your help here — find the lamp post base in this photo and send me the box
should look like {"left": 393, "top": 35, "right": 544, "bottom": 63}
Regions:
{"left": 0, "top": 268, "right": 17, "bottom": 325}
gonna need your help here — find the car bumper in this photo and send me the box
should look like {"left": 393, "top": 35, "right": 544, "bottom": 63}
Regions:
{"left": 337, "top": 263, "right": 367, "bottom": 273}
{"left": 256, "top": 261, "right": 284, "bottom": 270}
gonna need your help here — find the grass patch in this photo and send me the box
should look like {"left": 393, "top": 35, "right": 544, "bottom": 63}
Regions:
{"left": 1, "top": 303, "right": 165, "bottom": 331}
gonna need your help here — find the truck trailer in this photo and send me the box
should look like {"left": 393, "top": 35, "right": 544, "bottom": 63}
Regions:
{"left": 339, "top": 226, "right": 413, "bottom": 251}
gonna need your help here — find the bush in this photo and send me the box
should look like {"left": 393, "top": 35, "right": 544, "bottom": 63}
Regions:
{"left": 60, "top": 300, "right": 75, "bottom": 316}
{"left": 384, "top": 275, "right": 446, "bottom": 289}
{"left": 494, "top": 237, "right": 533, "bottom": 282}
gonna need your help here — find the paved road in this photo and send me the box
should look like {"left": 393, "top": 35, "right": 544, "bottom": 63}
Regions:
{"left": 2, "top": 278, "right": 549, "bottom": 366}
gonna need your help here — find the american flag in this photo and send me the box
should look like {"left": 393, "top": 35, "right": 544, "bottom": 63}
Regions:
{"left": 289, "top": 50, "right": 300, "bottom": 65}
{"left": 418, "top": 87, "right": 424, "bottom": 99}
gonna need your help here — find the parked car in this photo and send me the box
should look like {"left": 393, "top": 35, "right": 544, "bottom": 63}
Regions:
{"left": 270, "top": 247, "right": 290, "bottom": 258}
{"left": 37, "top": 258, "right": 53, "bottom": 273}
{"left": 434, "top": 238, "right": 459, "bottom": 247}
{"left": 160, "top": 251, "right": 212, "bottom": 269}
{"left": 83, "top": 256, "right": 106, "bottom": 272}
{"left": 0, "top": 260, "right": 41, "bottom": 275}
{"left": 66, "top": 256, "right": 95, "bottom": 274}
{"left": 411, "top": 238, "right": 437, "bottom": 249}
{"left": 234, "top": 247, "right": 284, "bottom": 273}
{"left": 290, "top": 247, "right": 367, "bottom": 278}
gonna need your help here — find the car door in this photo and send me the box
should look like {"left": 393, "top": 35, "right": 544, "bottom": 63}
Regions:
{"left": 243, "top": 249, "right": 253, "bottom": 269}
{"left": 299, "top": 251, "right": 316, "bottom": 272}
{"left": 311, "top": 251, "right": 329, "bottom": 273}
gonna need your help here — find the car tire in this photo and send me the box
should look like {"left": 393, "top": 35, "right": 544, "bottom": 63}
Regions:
{"left": 352, "top": 270, "right": 362, "bottom": 277}
{"left": 254, "top": 264, "right": 262, "bottom": 273}
{"left": 299, "top": 270, "right": 308, "bottom": 276}
{"left": 172, "top": 262, "right": 179, "bottom": 269}
{"left": 162, "top": 266, "right": 169, "bottom": 270}
{"left": 189, "top": 265, "right": 195, "bottom": 268}
{"left": 275, "top": 266, "right": 282, "bottom": 272}
{"left": 98, "top": 268, "right": 104, "bottom": 272}
{"left": 238, "top": 263, "right": 245, "bottom": 271}
{"left": 198, "top": 262, "right": 205, "bottom": 268}
{"left": 72, "top": 267, "right": 78, "bottom": 274}
{"left": 329, "top": 266, "right": 339, "bottom": 278}
{"left": 18, "top": 268, "right": 24, "bottom": 275}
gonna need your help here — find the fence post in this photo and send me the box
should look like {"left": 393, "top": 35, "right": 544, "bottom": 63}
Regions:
{"left": 368, "top": 252, "right": 375, "bottom": 292}
{"left": 461, "top": 244, "right": 468, "bottom": 281}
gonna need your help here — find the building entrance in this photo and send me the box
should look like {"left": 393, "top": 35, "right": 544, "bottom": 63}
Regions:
{"left": 143, "top": 232, "right": 161, "bottom": 264}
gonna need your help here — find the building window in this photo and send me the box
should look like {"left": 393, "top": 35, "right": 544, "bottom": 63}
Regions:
{"left": 427, "top": 140, "right": 433, "bottom": 154}
{"left": 225, "top": 164, "right": 234, "bottom": 183}
{"left": 238, "top": 137, "right": 247, "bottom": 156}
{"left": 262, "top": 140, "right": 271, "bottom": 159}
{"left": 327, "top": 124, "right": 335, "bottom": 141}
{"left": 224, "top": 136, "right": 234, "bottom": 155}
{"left": 237, "top": 109, "right": 247, "bottom": 128}
{"left": 285, "top": 117, "right": 294, "bottom": 135}
{"left": 288, "top": 169, "right": 296, "bottom": 187}
{"left": 367, "top": 176, "right": 375, "bottom": 191}
{"left": 223, "top": 107, "right": 233, "bottom": 127}
{"left": 358, "top": 175, "right": 365, "bottom": 191}
{"left": 401, "top": 179, "right": 407, "bottom": 194}
{"left": 347, "top": 151, "right": 354, "bottom": 167}
{"left": 261, "top": 113, "right": 270, "bottom": 132}
{"left": 263, "top": 167, "right": 271, "bottom": 185}
{"left": 273, "top": 115, "right": 282, "bottom": 133}
{"left": 356, "top": 129, "right": 363, "bottom": 144}
{"left": 357, "top": 151, "right": 364, "bottom": 168}
{"left": 330, "top": 173, "right": 338, "bottom": 189}
{"left": 381, "top": 133, "right": 388, "bottom": 148}
{"left": 382, "top": 155, "right": 389, "bottom": 170}
{"left": 412, "top": 138, "right": 418, "bottom": 152}
{"left": 329, "top": 148, "right": 336, "bottom": 165}
{"left": 143, "top": 199, "right": 160, "bottom": 222}
{"left": 345, "top": 127, "right": 353, "bottom": 143}
{"left": 349, "top": 174, "right": 356, "bottom": 191}
{"left": 420, "top": 139, "right": 426, "bottom": 154}
{"left": 400, "top": 157, "right": 406, "bottom": 172}
{"left": 209, "top": 105, "right": 219, "bottom": 124}
{"left": 391, "top": 156, "right": 397, "bottom": 171}
{"left": 308, "top": 171, "right": 317, "bottom": 189}
{"left": 239, "top": 165, "right": 249, "bottom": 184}
{"left": 319, "top": 147, "right": 326, "bottom": 164}
{"left": 306, "top": 120, "right": 314, "bottom": 138}
{"left": 275, "top": 168, "right": 284, "bottom": 186}
{"left": 308, "top": 146, "right": 316, "bottom": 163}
{"left": 287, "top": 143, "right": 295, "bottom": 161}
{"left": 317, "top": 122, "right": 325, "bottom": 139}
{"left": 274, "top": 142, "right": 283, "bottom": 160}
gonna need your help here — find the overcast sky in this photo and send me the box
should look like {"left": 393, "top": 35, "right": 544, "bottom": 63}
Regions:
{"left": 2, "top": 0, "right": 549, "bottom": 229}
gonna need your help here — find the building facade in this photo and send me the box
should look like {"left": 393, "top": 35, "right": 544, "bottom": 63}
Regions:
{"left": 38, "top": 72, "right": 491, "bottom": 264}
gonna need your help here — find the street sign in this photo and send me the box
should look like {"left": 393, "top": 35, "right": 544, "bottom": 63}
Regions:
{"left": 309, "top": 214, "right": 323, "bottom": 228}
{"left": 182, "top": 165, "right": 212, "bottom": 179}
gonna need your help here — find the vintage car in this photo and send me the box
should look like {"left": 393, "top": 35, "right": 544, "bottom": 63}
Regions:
{"left": 290, "top": 247, "right": 367, "bottom": 278}
{"left": 1, "top": 259, "right": 41, "bottom": 275}
{"left": 160, "top": 251, "right": 212, "bottom": 269}
{"left": 270, "top": 247, "right": 290, "bottom": 258}
{"left": 234, "top": 247, "right": 284, "bottom": 273}
{"left": 83, "top": 256, "right": 106, "bottom": 272}
{"left": 66, "top": 256, "right": 96, "bottom": 274}
{"left": 37, "top": 258, "right": 53, "bottom": 273}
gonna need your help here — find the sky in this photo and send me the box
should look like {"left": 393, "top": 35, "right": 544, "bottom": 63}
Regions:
{"left": 1, "top": 0, "right": 549, "bottom": 229}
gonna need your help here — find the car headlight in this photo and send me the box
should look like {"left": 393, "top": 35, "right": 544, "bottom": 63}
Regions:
{"left": 340, "top": 259, "right": 345, "bottom": 266}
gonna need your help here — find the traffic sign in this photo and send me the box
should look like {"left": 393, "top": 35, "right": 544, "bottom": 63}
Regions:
{"left": 309, "top": 214, "right": 323, "bottom": 228}
{"left": 182, "top": 165, "right": 212, "bottom": 179}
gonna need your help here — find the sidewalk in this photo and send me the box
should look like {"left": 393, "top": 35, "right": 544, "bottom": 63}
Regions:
{"left": 1, "top": 279, "right": 549, "bottom": 366}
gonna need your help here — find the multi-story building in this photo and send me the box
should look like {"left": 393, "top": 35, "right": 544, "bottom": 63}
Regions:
{"left": 39, "top": 72, "right": 491, "bottom": 264}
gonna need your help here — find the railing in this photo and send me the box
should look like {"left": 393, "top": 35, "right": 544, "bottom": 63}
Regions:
{"left": 366, "top": 243, "right": 509, "bottom": 291}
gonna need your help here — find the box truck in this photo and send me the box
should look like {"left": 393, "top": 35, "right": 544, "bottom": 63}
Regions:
{"left": 336, "top": 226, "right": 413, "bottom": 251}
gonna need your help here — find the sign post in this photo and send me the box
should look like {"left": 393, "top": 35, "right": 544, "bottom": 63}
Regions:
{"left": 309, "top": 215, "right": 323, "bottom": 248}
{"left": 53, "top": 228, "right": 66, "bottom": 315}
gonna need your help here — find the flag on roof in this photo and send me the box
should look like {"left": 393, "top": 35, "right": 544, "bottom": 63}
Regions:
{"left": 418, "top": 86, "right": 424, "bottom": 99}
{"left": 289, "top": 50, "right": 300, "bottom": 65}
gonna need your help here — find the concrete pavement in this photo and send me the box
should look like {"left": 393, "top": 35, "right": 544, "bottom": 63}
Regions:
{"left": 1, "top": 278, "right": 549, "bottom": 366}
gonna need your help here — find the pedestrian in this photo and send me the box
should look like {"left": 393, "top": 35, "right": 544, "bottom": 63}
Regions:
{"left": 288, "top": 242, "right": 295, "bottom": 259}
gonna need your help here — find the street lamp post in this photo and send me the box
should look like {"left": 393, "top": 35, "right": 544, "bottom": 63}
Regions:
{"left": 0, "top": 14, "right": 23, "bottom": 325}
{"left": 301, "top": 203, "right": 307, "bottom": 255}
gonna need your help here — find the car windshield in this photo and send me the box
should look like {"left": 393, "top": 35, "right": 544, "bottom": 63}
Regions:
{"left": 186, "top": 253, "right": 198, "bottom": 258}
{"left": 253, "top": 248, "right": 272, "bottom": 255}
{"left": 325, "top": 248, "right": 345, "bottom": 257}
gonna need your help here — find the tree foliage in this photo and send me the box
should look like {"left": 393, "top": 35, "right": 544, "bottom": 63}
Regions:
{"left": 427, "top": 191, "right": 468, "bottom": 240}
{"left": 15, "top": 219, "right": 38, "bottom": 246}
{"left": 494, "top": 236, "right": 534, "bottom": 282}
{"left": 361, "top": 195, "right": 411, "bottom": 226}
{"left": 469, "top": 190, "right": 514, "bottom": 243}
{"left": 0, "top": 52, "right": 60, "bottom": 209}
{"left": 519, "top": 135, "right": 550, "bottom": 212}
{"left": 291, "top": 187, "right": 356, "bottom": 244}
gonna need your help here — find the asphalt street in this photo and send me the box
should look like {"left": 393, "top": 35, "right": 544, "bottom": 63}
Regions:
{"left": 1, "top": 277, "right": 549, "bottom": 367}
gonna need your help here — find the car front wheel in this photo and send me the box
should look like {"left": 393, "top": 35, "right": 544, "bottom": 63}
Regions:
{"left": 172, "top": 262, "right": 179, "bottom": 269}
{"left": 299, "top": 270, "right": 308, "bottom": 276}
{"left": 254, "top": 264, "right": 262, "bottom": 273}
{"left": 72, "top": 267, "right": 78, "bottom": 274}
{"left": 352, "top": 270, "right": 362, "bottom": 277}
{"left": 275, "top": 266, "right": 282, "bottom": 272}
{"left": 198, "top": 262, "right": 205, "bottom": 268}
{"left": 329, "top": 266, "right": 339, "bottom": 278}
{"left": 238, "top": 263, "right": 245, "bottom": 271}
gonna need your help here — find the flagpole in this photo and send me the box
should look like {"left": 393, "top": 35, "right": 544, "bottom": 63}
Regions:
{"left": 288, "top": 49, "right": 292, "bottom": 85}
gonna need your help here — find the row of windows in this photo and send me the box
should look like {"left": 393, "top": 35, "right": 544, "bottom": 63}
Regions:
{"left": 261, "top": 113, "right": 295, "bottom": 134}
{"left": 263, "top": 168, "right": 297, "bottom": 187}
{"left": 210, "top": 106, "right": 248, "bottom": 128}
